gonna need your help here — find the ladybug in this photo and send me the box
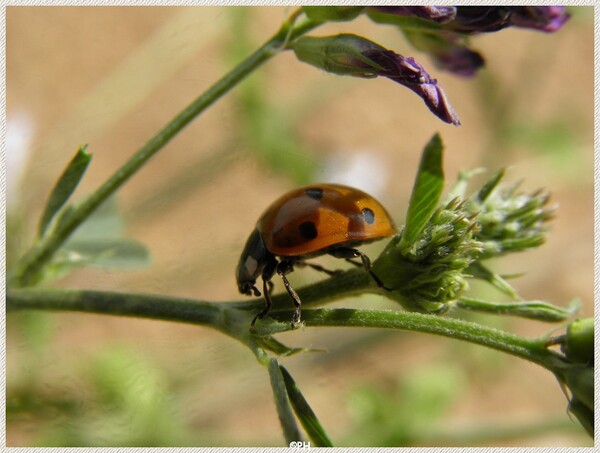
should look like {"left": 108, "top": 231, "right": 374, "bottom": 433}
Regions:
{"left": 237, "top": 183, "right": 397, "bottom": 327}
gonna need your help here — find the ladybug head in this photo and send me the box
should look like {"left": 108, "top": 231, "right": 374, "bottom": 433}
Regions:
{"left": 236, "top": 228, "right": 270, "bottom": 297}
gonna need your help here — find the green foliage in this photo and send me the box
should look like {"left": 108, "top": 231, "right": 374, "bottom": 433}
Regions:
{"left": 42, "top": 197, "right": 150, "bottom": 282}
{"left": 268, "top": 359, "right": 303, "bottom": 444}
{"left": 38, "top": 145, "right": 92, "bottom": 237}
{"left": 280, "top": 365, "right": 333, "bottom": 447}
{"left": 6, "top": 6, "right": 591, "bottom": 446}
{"left": 402, "top": 133, "right": 445, "bottom": 245}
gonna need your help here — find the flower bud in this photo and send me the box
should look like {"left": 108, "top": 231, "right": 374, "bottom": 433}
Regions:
{"left": 562, "top": 318, "right": 594, "bottom": 365}
{"left": 403, "top": 30, "right": 484, "bottom": 77}
{"left": 291, "top": 34, "right": 460, "bottom": 125}
{"left": 292, "top": 34, "right": 387, "bottom": 78}
{"left": 374, "top": 198, "right": 483, "bottom": 314}
{"left": 461, "top": 171, "right": 554, "bottom": 258}
{"left": 509, "top": 7, "right": 571, "bottom": 33}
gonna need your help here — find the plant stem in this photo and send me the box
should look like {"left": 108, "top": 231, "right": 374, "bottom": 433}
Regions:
{"left": 11, "top": 11, "right": 319, "bottom": 288}
{"left": 297, "top": 308, "right": 566, "bottom": 371}
{"left": 7, "top": 287, "right": 567, "bottom": 372}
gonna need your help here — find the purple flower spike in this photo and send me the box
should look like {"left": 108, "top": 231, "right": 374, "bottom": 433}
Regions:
{"left": 509, "top": 7, "right": 571, "bottom": 32}
{"left": 369, "top": 6, "right": 457, "bottom": 23}
{"left": 449, "top": 6, "right": 570, "bottom": 33}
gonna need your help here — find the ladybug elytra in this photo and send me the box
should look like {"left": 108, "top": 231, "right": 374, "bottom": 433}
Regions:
{"left": 236, "top": 183, "right": 397, "bottom": 327}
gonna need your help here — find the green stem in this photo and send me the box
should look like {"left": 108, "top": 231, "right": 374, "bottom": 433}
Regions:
{"left": 11, "top": 11, "right": 320, "bottom": 288}
{"left": 297, "top": 308, "right": 567, "bottom": 371}
{"left": 7, "top": 286, "right": 567, "bottom": 372}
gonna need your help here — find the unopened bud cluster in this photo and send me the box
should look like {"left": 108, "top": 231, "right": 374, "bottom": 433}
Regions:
{"left": 375, "top": 198, "right": 483, "bottom": 314}
{"left": 464, "top": 172, "right": 554, "bottom": 258}
{"left": 375, "top": 170, "right": 556, "bottom": 315}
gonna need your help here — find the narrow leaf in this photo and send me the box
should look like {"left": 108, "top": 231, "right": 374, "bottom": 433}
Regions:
{"left": 60, "top": 238, "right": 151, "bottom": 269}
{"left": 255, "top": 336, "right": 325, "bottom": 356}
{"left": 38, "top": 145, "right": 92, "bottom": 237}
{"left": 456, "top": 297, "right": 579, "bottom": 322}
{"left": 404, "top": 133, "right": 444, "bottom": 244}
{"left": 268, "top": 359, "right": 303, "bottom": 444}
{"left": 280, "top": 365, "right": 333, "bottom": 447}
{"left": 68, "top": 196, "right": 122, "bottom": 241}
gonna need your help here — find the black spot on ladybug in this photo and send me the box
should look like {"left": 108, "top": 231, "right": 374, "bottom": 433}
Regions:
{"left": 305, "top": 188, "right": 324, "bottom": 200}
{"left": 299, "top": 221, "right": 318, "bottom": 239}
{"left": 362, "top": 208, "right": 375, "bottom": 224}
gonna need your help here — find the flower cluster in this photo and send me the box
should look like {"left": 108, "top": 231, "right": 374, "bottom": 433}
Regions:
{"left": 374, "top": 198, "right": 483, "bottom": 314}
{"left": 372, "top": 164, "right": 557, "bottom": 315}
{"left": 463, "top": 170, "right": 555, "bottom": 259}
{"left": 367, "top": 6, "right": 570, "bottom": 77}
{"left": 295, "top": 6, "right": 570, "bottom": 124}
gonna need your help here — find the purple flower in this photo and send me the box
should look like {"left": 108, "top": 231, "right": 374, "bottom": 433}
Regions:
{"left": 402, "top": 29, "right": 485, "bottom": 78}
{"left": 292, "top": 34, "right": 460, "bottom": 125}
{"left": 368, "top": 6, "right": 457, "bottom": 23}
{"left": 509, "top": 7, "right": 571, "bottom": 32}
{"left": 451, "top": 6, "right": 512, "bottom": 33}
{"left": 449, "top": 6, "right": 570, "bottom": 33}
{"left": 433, "top": 45, "right": 484, "bottom": 77}
{"left": 363, "top": 49, "right": 460, "bottom": 125}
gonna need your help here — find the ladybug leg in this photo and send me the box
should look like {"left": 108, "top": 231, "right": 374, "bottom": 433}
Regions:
{"left": 296, "top": 261, "right": 344, "bottom": 277}
{"left": 343, "top": 258, "right": 363, "bottom": 269}
{"left": 251, "top": 259, "right": 277, "bottom": 326}
{"left": 266, "top": 280, "right": 274, "bottom": 295}
{"left": 276, "top": 260, "right": 303, "bottom": 327}
{"left": 329, "top": 247, "right": 391, "bottom": 291}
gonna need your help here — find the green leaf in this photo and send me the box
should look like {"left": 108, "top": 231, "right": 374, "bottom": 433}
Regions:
{"left": 68, "top": 196, "right": 123, "bottom": 240}
{"left": 48, "top": 197, "right": 150, "bottom": 274}
{"left": 38, "top": 145, "right": 92, "bottom": 237}
{"left": 255, "top": 336, "right": 325, "bottom": 356}
{"left": 60, "top": 238, "right": 151, "bottom": 269}
{"left": 268, "top": 359, "right": 303, "bottom": 444}
{"left": 280, "top": 365, "right": 333, "bottom": 447}
{"left": 403, "top": 133, "right": 444, "bottom": 244}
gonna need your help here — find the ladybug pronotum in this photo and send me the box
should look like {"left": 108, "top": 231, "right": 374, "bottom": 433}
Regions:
{"left": 236, "top": 183, "right": 397, "bottom": 327}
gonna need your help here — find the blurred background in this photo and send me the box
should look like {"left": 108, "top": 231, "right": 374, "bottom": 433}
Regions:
{"left": 6, "top": 6, "right": 594, "bottom": 447}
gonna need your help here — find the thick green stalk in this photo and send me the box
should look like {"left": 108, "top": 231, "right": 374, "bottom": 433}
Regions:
{"left": 7, "top": 286, "right": 567, "bottom": 372}
{"left": 298, "top": 308, "right": 566, "bottom": 371}
{"left": 11, "top": 12, "right": 319, "bottom": 288}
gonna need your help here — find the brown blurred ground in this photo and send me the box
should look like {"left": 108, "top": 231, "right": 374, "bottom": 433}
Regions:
{"left": 6, "top": 7, "right": 594, "bottom": 447}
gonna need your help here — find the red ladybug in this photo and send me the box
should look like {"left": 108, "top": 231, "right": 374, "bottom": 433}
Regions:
{"left": 237, "top": 183, "right": 397, "bottom": 326}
